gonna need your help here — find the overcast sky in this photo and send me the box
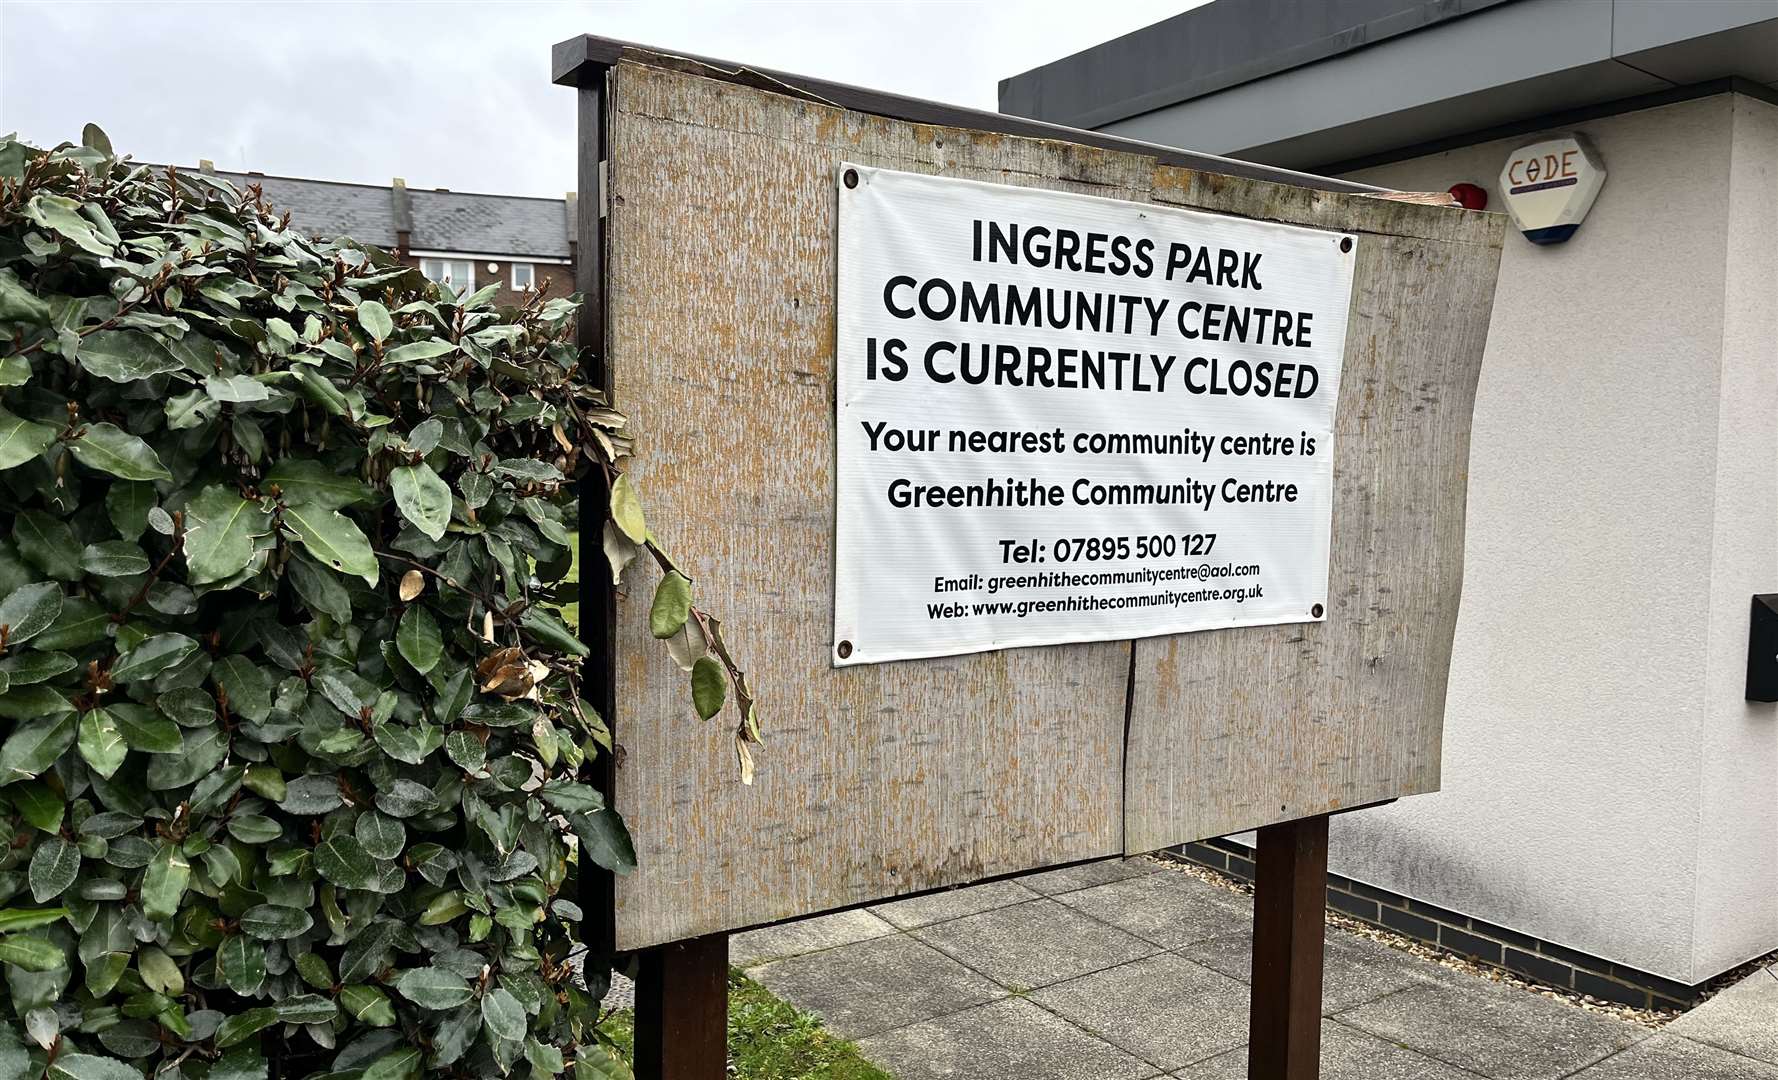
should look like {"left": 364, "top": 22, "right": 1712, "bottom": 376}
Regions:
{"left": 1, "top": 1, "right": 1201, "bottom": 199}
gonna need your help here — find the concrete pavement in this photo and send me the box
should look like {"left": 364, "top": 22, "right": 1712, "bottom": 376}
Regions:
{"left": 731, "top": 857, "right": 1778, "bottom": 1080}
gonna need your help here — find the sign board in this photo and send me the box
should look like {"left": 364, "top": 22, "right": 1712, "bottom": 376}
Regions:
{"left": 834, "top": 165, "right": 1357, "bottom": 665}
{"left": 564, "top": 53, "right": 1504, "bottom": 951}
{"left": 1499, "top": 134, "right": 1605, "bottom": 245}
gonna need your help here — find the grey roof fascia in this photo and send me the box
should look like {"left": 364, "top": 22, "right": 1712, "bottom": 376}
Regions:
{"left": 1002, "top": 0, "right": 1778, "bottom": 172}
{"left": 999, "top": 0, "right": 1519, "bottom": 131}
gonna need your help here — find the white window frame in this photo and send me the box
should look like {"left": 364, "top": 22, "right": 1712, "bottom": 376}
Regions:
{"left": 510, "top": 262, "right": 536, "bottom": 291}
{"left": 419, "top": 257, "right": 475, "bottom": 296}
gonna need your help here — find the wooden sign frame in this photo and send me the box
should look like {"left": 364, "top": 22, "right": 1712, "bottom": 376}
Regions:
{"left": 555, "top": 36, "right": 1504, "bottom": 1080}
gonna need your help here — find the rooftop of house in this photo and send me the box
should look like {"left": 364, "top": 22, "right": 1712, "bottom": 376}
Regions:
{"left": 201, "top": 167, "right": 576, "bottom": 260}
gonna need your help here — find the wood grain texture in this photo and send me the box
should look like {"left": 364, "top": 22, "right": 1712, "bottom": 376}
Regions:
{"left": 604, "top": 62, "right": 1133, "bottom": 950}
{"left": 601, "top": 59, "right": 1505, "bottom": 948}
{"left": 1124, "top": 216, "right": 1504, "bottom": 852}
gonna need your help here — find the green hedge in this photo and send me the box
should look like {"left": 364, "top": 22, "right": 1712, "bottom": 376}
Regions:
{"left": 0, "top": 126, "right": 749, "bottom": 1079}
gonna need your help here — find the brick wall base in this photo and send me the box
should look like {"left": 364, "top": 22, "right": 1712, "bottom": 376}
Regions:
{"left": 1171, "top": 838, "right": 1699, "bottom": 1011}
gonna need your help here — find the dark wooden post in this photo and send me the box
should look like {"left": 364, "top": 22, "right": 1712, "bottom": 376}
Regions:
{"left": 633, "top": 932, "right": 730, "bottom": 1079}
{"left": 1247, "top": 815, "right": 1330, "bottom": 1080}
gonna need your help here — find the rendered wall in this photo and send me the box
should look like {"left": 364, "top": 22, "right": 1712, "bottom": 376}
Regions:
{"left": 1320, "top": 94, "right": 1776, "bottom": 984}
{"left": 1693, "top": 95, "right": 1778, "bottom": 979}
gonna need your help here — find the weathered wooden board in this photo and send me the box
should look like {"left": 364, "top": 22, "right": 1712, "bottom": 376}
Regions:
{"left": 1122, "top": 199, "right": 1503, "bottom": 851}
{"left": 603, "top": 61, "right": 1133, "bottom": 950}
{"left": 600, "top": 57, "right": 1504, "bottom": 949}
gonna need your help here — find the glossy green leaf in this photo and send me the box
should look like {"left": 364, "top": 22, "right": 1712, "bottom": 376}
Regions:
{"left": 27, "top": 837, "right": 79, "bottom": 901}
{"left": 691, "top": 655, "right": 726, "bottom": 721}
{"left": 481, "top": 986, "right": 526, "bottom": 1042}
{"left": 212, "top": 1007, "right": 279, "bottom": 1048}
{"left": 362, "top": 1048, "right": 421, "bottom": 1080}
{"left": 78, "top": 330, "right": 181, "bottom": 382}
{"left": 396, "top": 605, "right": 442, "bottom": 674}
{"left": 384, "top": 340, "right": 456, "bottom": 366}
{"left": 0, "top": 582, "right": 61, "bottom": 646}
{"left": 266, "top": 458, "right": 375, "bottom": 510}
{"left": 391, "top": 462, "right": 452, "bottom": 541}
{"left": 137, "top": 945, "right": 184, "bottom": 995}
{"left": 26, "top": 193, "right": 111, "bottom": 255}
{"left": 0, "top": 651, "right": 76, "bottom": 686}
{"left": 219, "top": 934, "right": 266, "bottom": 995}
{"left": 313, "top": 834, "right": 375, "bottom": 890}
{"left": 0, "top": 907, "right": 67, "bottom": 933}
{"left": 105, "top": 481, "right": 156, "bottom": 539}
{"left": 110, "top": 704, "right": 180, "bottom": 753}
{"left": 571, "top": 809, "right": 637, "bottom": 876}
{"left": 649, "top": 570, "right": 692, "bottom": 639}
{"left": 396, "top": 965, "right": 474, "bottom": 1010}
{"left": 9, "top": 779, "right": 62, "bottom": 832}
{"left": 0, "top": 407, "right": 56, "bottom": 472}
{"left": 76, "top": 708, "right": 127, "bottom": 780}
{"left": 182, "top": 486, "right": 268, "bottom": 585}
{"left": 0, "top": 933, "right": 64, "bottom": 972}
{"left": 538, "top": 780, "right": 604, "bottom": 814}
{"left": 283, "top": 503, "right": 378, "bottom": 585}
{"left": 32, "top": 598, "right": 108, "bottom": 650}
{"left": 204, "top": 373, "right": 270, "bottom": 404}
{"left": 111, "top": 633, "right": 198, "bottom": 683}
{"left": 144, "top": 724, "right": 227, "bottom": 790}
{"left": 357, "top": 299, "right": 393, "bottom": 343}
{"left": 139, "top": 844, "right": 191, "bottom": 922}
{"left": 520, "top": 608, "right": 587, "bottom": 657}
{"left": 67, "top": 422, "right": 171, "bottom": 481}
{"left": 574, "top": 1043, "right": 637, "bottom": 1080}
{"left": 340, "top": 985, "right": 396, "bottom": 1027}
{"left": 80, "top": 540, "right": 151, "bottom": 577}
{"left": 15, "top": 511, "right": 80, "bottom": 580}
{"left": 0, "top": 713, "right": 77, "bottom": 784}
{"left": 609, "top": 473, "right": 647, "bottom": 543}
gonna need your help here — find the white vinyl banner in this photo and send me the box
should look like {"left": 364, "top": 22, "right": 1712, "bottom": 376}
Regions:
{"left": 833, "top": 164, "right": 1357, "bottom": 666}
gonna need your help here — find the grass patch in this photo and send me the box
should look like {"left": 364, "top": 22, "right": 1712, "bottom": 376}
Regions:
{"left": 563, "top": 530, "right": 582, "bottom": 629}
{"left": 600, "top": 969, "right": 893, "bottom": 1080}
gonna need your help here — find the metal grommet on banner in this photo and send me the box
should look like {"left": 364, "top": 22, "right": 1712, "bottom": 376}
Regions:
{"left": 1312, "top": 603, "right": 1325, "bottom": 618}
{"left": 1339, "top": 236, "right": 1353, "bottom": 253}
{"left": 837, "top": 640, "right": 854, "bottom": 659}
{"left": 843, "top": 168, "right": 859, "bottom": 189}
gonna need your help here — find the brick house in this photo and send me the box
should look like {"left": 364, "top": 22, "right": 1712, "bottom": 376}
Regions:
{"left": 200, "top": 163, "right": 576, "bottom": 307}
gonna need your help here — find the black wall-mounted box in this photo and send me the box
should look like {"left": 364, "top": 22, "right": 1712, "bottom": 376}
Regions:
{"left": 1747, "top": 595, "right": 1778, "bottom": 702}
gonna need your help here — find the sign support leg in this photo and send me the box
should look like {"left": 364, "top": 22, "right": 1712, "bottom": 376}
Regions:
{"left": 633, "top": 932, "right": 728, "bottom": 1080}
{"left": 1247, "top": 814, "right": 1330, "bottom": 1080}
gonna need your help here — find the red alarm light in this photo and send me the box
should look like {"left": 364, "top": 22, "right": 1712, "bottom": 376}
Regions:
{"left": 1448, "top": 182, "right": 1488, "bottom": 211}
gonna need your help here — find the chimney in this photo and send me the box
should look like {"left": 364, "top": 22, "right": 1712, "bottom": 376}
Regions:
{"left": 198, "top": 159, "right": 215, "bottom": 174}
{"left": 391, "top": 178, "right": 412, "bottom": 260}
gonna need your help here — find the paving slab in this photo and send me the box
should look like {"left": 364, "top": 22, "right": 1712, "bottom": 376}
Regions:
{"left": 1668, "top": 966, "right": 1778, "bottom": 1064}
{"left": 1179, "top": 926, "right": 1440, "bottom": 1012}
{"left": 730, "top": 907, "right": 898, "bottom": 969}
{"left": 749, "top": 932, "right": 1005, "bottom": 1039}
{"left": 1567, "top": 1034, "right": 1778, "bottom": 1079}
{"left": 1020, "top": 858, "right": 1159, "bottom": 896}
{"left": 1028, "top": 951, "right": 1251, "bottom": 1070}
{"left": 1171, "top": 1019, "right": 1487, "bottom": 1079}
{"left": 913, "top": 896, "right": 1161, "bottom": 990}
{"left": 857, "top": 996, "right": 1165, "bottom": 1080}
{"left": 1055, "top": 867, "right": 1252, "bottom": 949}
{"left": 1335, "top": 980, "right": 1646, "bottom": 1079}
{"left": 868, "top": 879, "right": 1040, "bottom": 929}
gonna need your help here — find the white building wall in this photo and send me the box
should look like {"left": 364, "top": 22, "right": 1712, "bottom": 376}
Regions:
{"left": 1323, "top": 94, "right": 1762, "bottom": 983}
{"left": 1693, "top": 95, "right": 1778, "bottom": 979}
